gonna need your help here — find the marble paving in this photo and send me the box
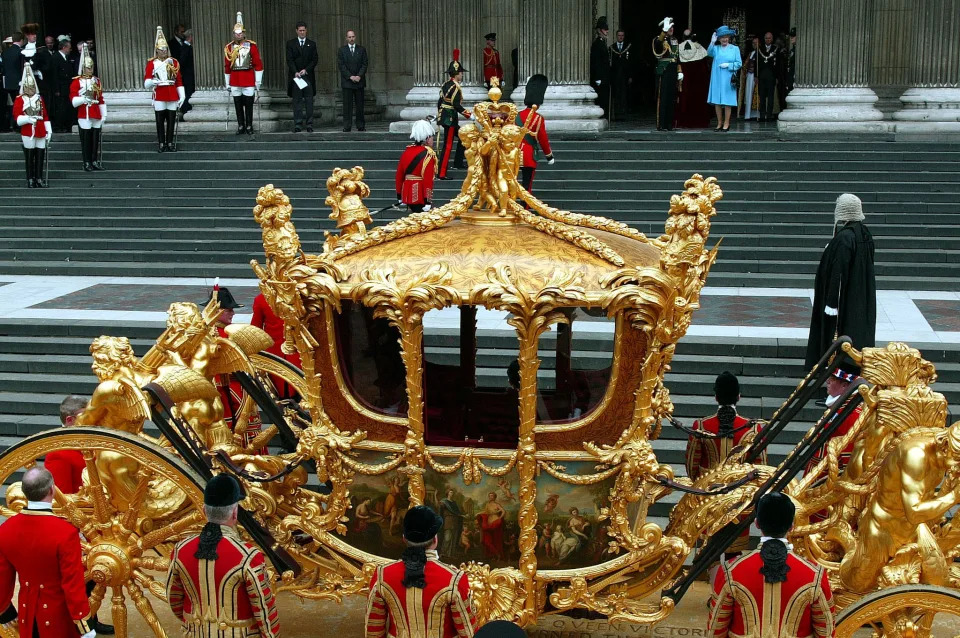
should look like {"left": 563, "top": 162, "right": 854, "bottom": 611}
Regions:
{"left": 1, "top": 275, "right": 959, "bottom": 345}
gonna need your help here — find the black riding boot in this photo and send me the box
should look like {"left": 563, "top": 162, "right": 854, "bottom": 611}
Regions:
{"left": 23, "top": 148, "right": 34, "bottom": 188}
{"left": 244, "top": 95, "right": 254, "bottom": 134}
{"left": 80, "top": 129, "right": 93, "bottom": 171}
{"left": 234, "top": 96, "right": 245, "bottom": 134}
{"left": 165, "top": 110, "right": 176, "bottom": 151}
{"left": 34, "top": 147, "right": 47, "bottom": 187}
{"left": 155, "top": 112, "right": 166, "bottom": 152}
{"left": 92, "top": 127, "right": 105, "bottom": 169}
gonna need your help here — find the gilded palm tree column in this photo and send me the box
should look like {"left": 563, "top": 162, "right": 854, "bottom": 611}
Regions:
{"left": 778, "top": 0, "right": 885, "bottom": 133}
{"left": 92, "top": 0, "right": 164, "bottom": 90}
{"left": 509, "top": 0, "right": 605, "bottom": 133}
{"left": 389, "top": 0, "right": 484, "bottom": 132}
{"left": 892, "top": 0, "right": 960, "bottom": 134}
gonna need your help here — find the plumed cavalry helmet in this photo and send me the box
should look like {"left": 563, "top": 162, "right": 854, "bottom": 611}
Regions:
{"left": 20, "top": 62, "right": 38, "bottom": 97}
{"left": 524, "top": 74, "right": 548, "bottom": 108}
{"left": 78, "top": 42, "right": 95, "bottom": 77}
{"left": 446, "top": 48, "right": 465, "bottom": 76}
{"left": 154, "top": 26, "right": 170, "bottom": 59}
{"left": 233, "top": 11, "right": 245, "bottom": 36}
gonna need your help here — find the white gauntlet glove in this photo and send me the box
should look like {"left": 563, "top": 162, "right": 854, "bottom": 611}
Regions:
{"left": 546, "top": 153, "right": 555, "bottom": 165}
{"left": 710, "top": 32, "right": 718, "bottom": 45}
{"left": 677, "top": 72, "right": 684, "bottom": 81}
{"left": 144, "top": 78, "right": 156, "bottom": 90}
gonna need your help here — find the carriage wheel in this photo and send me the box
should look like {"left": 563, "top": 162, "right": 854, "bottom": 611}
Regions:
{"left": 835, "top": 584, "right": 960, "bottom": 638}
{"left": 0, "top": 427, "right": 206, "bottom": 638}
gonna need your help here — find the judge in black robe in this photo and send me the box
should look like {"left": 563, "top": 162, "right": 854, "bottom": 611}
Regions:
{"left": 805, "top": 193, "right": 876, "bottom": 369}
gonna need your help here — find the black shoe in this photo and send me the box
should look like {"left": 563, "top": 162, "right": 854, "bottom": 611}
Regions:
{"left": 294, "top": 127, "right": 302, "bottom": 132}
{"left": 453, "top": 164, "right": 465, "bottom": 169}
{"left": 35, "top": 178, "right": 47, "bottom": 188}
{"left": 26, "top": 178, "right": 35, "bottom": 188}
{"left": 90, "top": 619, "right": 115, "bottom": 635}
{"left": 167, "top": 144, "right": 177, "bottom": 153}
{"left": 93, "top": 162, "right": 105, "bottom": 170}
{"left": 83, "top": 163, "right": 94, "bottom": 172}
{"left": 357, "top": 127, "right": 365, "bottom": 131}
{"left": 342, "top": 127, "right": 350, "bottom": 132}
{"left": 158, "top": 144, "right": 165, "bottom": 153}
{"left": 437, "top": 175, "right": 450, "bottom": 180}
{"left": 237, "top": 126, "right": 246, "bottom": 135}
{"left": 246, "top": 127, "right": 254, "bottom": 135}
{"left": 306, "top": 126, "right": 314, "bottom": 132}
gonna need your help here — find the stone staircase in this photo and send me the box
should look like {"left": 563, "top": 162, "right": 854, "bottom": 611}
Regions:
{"left": 1, "top": 130, "right": 960, "bottom": 521}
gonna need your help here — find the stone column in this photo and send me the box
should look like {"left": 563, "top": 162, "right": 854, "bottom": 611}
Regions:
{"left": 778, "top": 0, "right": 885, "bottom": 134}
{"left": 93, "top": 0, "right": 164, "bottom": 90}
{"left": 509, "top": 0, "right": 605, "bottom": 133}
{"left": 892, "top": 0, "right": 960, "bottom": 135}
{"left": 389, "top": 0, "right": 484, "bottom": 133}
{"left": 0, "top": 0, "right": 43, "bottom": 43}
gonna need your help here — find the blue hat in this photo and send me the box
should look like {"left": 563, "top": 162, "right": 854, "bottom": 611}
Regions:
{"left": 716, "top": 25, "right": 737, "bottom": 38}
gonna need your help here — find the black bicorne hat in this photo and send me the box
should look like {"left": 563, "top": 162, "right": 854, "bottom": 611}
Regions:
{"left": 446, "top": 48, "right": 466, "bottom": 76}
{"left": 206, "top": 286, "right": 244, "bottom": 309}
{"left": 403, "top": 505, "right": 443, "bottom": 544}
{"left": 756, "top": 492, "right": 796, "bottom": 538}
{"left": 204, "top": 474, "right": 245, "bottom": 507}
{"left": 595, "top": 15, "right": 609, "bottom": 31}
{"left": 476, "top": 620, "right": 526, "bottom": 638}
{"left": 484, "top": 32, "right": 496, "bottom": 41}
{"left": 713, "top": 371, "right": 740, "bottom": 405}
{"left": 524, "top": 73, "right": 548, "bottom": 108}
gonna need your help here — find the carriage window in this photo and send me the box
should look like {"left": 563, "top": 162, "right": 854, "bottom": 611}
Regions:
{"left": 535, "top": 308, "right": 615, "bottom": 424}
{"left": 334, "top": 301, "right": 408, "bottom": 417}
{"left": 424, "top": 307, "right": 520, "bottom": 448}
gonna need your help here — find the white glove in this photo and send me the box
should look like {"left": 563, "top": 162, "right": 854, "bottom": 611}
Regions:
{"left": 546, "top": 154, "right": 555, "bottom": 165}
{"left": 677, "top": 72, "right": 684, "bottom": 81}
{"left": 30, "top": 115, "right": 40, "bottom": 124}
{"left": 144, "top": 78, "right": 156, "bottom": 90}
{"left": 254, "top": 70, "right": 264, "bottom": 87}
{"left": 711, "top": 32, "right": 718, "bottom": 44}
{"left": 594, "top": 80, "right": 601, "bottom": 86}
{"left": 224, "top": 74, "right": 231, "bottom": 91}
{"left": 35, "top": 70, "right": 43, "bottom": 80}
{"left": 177, "top": 86, "right": 185, "bottom": 108}
{"left": 81, "top": 630, "right": 96, "bottom": 638}
{"left": 45, "top": 121, "right": 52, "bottom": 139}
{"left": 824, "top": 306, "right": 838, "bottom": 316}
{"left": 100, "top": 103, "right": 107, "bottom": 123}
{"left": 720, "top": 62, "right": 730, "bottom": 69}
{"left": 423, "top": 204, "right": 432, "bottom": 212}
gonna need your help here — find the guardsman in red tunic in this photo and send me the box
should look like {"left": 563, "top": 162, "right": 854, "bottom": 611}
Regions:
{"left": 70, "top": 43, "right": 105, "bottom": 171}
{"left": 685, "top": 372, "right": 765, "bottom": 556}
{"left": 516, "top": 74, "right": 555, "bottom": 194}
{"left": 13, "top": 62, "right": 52, "bottom": 188}
{"left": 144, "top": 26, "right": 184, "bottom": 152}
{"left": 224, "top": 12, "right": 264, "bottom": 135}
{"left": 366, "top": 506, "right": 478, "bottom": 638}
{"left": 481, "top": 33, "right": 503, "bottom": 89}
{"left": 166, "top": 474, "right": 280, "bottom": 638}
{"left": 437, "top": 50, "right": 471, "bottom": 180}
{"left": 207, "top": 286, "right": 264, "bottom": 449}
{"left": 395, "top": 119, "right": 437, "bottom": 213}
{"left": 708, "top": 492, "right": 835, "bottom": 638}
{"left": 0, "top": 467, "right": 94, "bottom": 638}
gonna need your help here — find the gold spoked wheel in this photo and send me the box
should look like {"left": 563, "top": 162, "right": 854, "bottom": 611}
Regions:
{"left": 836, "top": 584, "right": 960, "bottom": 638}
{"left": 0, "top": 427, "right": 206, "bottom": 638}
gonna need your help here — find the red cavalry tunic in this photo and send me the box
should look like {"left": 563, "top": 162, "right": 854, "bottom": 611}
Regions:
{"left": 45, "top": 449, "right": 85, "bottom": 494}
{"left": 12, "top": 95, "right": 50, "bottom": 139}
{"left": 517, "top": 107, "right": 552, "bottom": 169}
{"left": 143, "top": 57, "right": 184, "bottom": 102}
{"left": 166, "top": 525, "right": 280, "bottom": 638}
{"left": 708, "top": 550, "right": 835, "bottom": 638}
{"left": 0, "top": 508, "right": 92, "bottom": 638}
{"left": 395, "top": 144, "right": 437, "bottom": 206}
{"left": 805, "top": 404, "right": 862, "bottom": 474}
{"left": 224, "top": 41, "right": 264, "bottom": 87}
{"left": 365, "top": 550, "right": 478, "bottom": 638}
{"left": 482, "top": 46, "right": 503, "bottom": 85}
{"left": 69, "top": 76, "right": 104, "bottom": 120}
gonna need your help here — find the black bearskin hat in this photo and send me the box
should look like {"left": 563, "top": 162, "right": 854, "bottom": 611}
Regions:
{"left": 756, "top": 492, "right": 795, "bottom": 538}
{"left": 524, "top": 74, "right": 548, "bottom": 108}
{"left": 713, "top": 371, "right": 740, "bottom": 405}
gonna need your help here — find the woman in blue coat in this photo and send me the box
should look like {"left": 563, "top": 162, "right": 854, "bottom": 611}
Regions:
{"left": 707, "top": 25, "right": 742, "bottom": 131}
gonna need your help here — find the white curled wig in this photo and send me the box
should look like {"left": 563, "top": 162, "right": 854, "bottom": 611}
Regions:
{"left": 410, "top": 119, "right": 435, "bottom": 143}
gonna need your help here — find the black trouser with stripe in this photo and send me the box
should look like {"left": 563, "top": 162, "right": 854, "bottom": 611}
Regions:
{"left": 438, "top": 123, "right": 464, "bottom": 177}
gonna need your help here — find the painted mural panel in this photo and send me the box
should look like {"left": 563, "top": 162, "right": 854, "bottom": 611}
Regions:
{"left": 340, "top": 450, "right": 618, "bottom": 570}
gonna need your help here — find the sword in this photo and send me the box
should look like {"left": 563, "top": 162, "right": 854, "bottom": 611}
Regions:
{"left": 255, "top": 86, "right": 261, "bottom": 134}
{"left": 42, "top": 136, "right": 50, "bottom": 186}
{"left": 173, "top": 104, "right": 180, "bottom": 150}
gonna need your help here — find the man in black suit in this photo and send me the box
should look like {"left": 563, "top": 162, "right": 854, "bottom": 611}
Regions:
{"left": 2, "top": 32, "right": 25, "bottom": 131}
{"left": 590, "top": 16, "right": 611, "bottom": 118}
{"left": 336, "top": 29, "right": 367, "bottom": 132}
{"left": 172, "top": 27, "right": 195, "bottom": 117}
{"left": 52, "top": 38, "right": 75, "bottom": 132}
{"left": 286, "top": 21, "right": 318, "bottom": 132}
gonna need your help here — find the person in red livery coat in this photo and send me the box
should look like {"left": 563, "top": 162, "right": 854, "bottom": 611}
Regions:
{"left": 13, "top": 62, "right": 52, "bottom": 188}
{"left": 144, "top": 27, "right": 184, "bottom": 152}
{"left": 366, "top": 506, "right": 478, "bottom": 638}
{"left": 805, "top": 361, "right": 863, "bottom": 476}
{"left": 166, "top": 474, "right": 280, "bottom": 637}
{"left": 685, "top": 372, "right": 765, "bottom": 557}
{"left": 45, "top": 395, "right": 88, "bottom": 495}
{"left": 207, "top": 286, "right": 264, "bottom": 449}
{"left": 0, "top": 467, "right": 95, "bottom": 638}
{"left": 224, "top": 12, "right": 264, "bottom": 135}
{"left": 395, "top": 119, "right": 437, "bottom": 213}
{"left": 70, "top": 43, "right": 105, "bottom": 171}
{"left": 516, "top": 73, "right": 555, "bottom": 194}
{"left": 481, "top": 33, "right": 503, "bottom": 89}
{"left": 251, "top": 292, "right": 302, "bottom": 400}
{"left": 708, "top": 492, "right": 835, "bottom": 637}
